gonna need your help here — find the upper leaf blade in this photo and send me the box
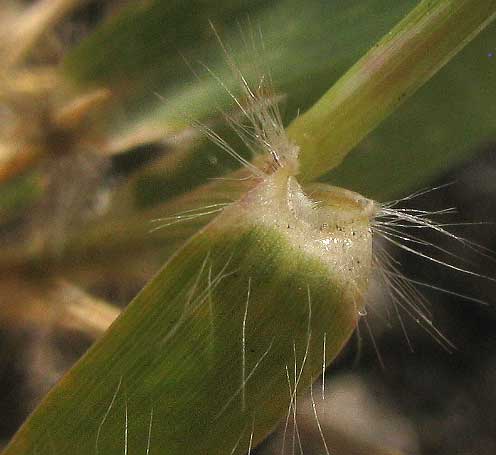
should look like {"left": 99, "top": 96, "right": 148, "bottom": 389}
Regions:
{"left": 287, "top": 0, "right": 496, "bottom": 182}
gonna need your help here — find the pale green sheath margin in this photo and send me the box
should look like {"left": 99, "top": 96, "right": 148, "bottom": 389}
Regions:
{"left": 3, "top": 168, "right": 373, "bottom": 454}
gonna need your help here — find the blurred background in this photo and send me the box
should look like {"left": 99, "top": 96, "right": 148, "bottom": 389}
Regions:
{"left": 1, "top": 1, "right": 496, "bottom": 454}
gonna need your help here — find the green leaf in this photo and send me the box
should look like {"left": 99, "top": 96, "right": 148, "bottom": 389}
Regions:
{"left": 326, "top": 22, "right": 496, "bottom": 200}
{"left": 3, "top": 172, "right": 372, "bottom": 454}
{"left": 63, "top": 0, "right": 415, "bottom": 159}
{"left": 287, "top": 0, "right": 496, "bottom": 183}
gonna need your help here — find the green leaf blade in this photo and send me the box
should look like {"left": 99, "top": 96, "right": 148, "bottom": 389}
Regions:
{"left": 288, "top": 0, "right": 496, "bottom": 182}
{"left": 4, "top": 173, "right": 372, "bottom": 454}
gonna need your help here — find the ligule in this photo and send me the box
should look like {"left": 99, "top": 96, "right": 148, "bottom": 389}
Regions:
{"left": 3, "top": 169, "right": 373, "bottom": 454}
